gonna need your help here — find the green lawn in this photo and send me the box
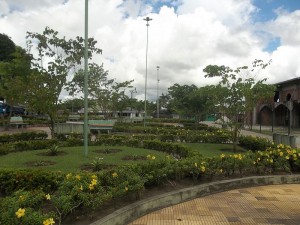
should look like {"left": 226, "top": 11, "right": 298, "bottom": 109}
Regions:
{"left": 0, "top": 146, "right": 167, "bottom": 172}
{"left": 0, "top": 143, "right": 246, "bottom": 172}
{"left": 182, "top": 143, "right": 246, "bottom": 157}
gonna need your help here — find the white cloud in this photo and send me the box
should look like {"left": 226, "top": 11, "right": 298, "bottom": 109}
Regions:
{"left": 0, "top": 0, "right": 299, "bottom": 101}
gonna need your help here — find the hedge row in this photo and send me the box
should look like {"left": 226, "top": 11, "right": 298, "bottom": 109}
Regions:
{"left": 0, "top": 131, "right": 48, "bottom": 143}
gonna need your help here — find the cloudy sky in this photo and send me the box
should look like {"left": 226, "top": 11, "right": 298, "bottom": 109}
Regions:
{"left": 1, "top": 0, "right": 300, "bottom": 101}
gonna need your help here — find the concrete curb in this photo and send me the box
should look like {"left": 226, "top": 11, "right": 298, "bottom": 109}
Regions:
{"left": 90, "top": 175, "right": 300, "bottom": 225}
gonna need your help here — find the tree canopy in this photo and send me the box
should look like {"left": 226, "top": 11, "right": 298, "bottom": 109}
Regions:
{"left": 203, "top": 59, "right": 275, "bottom": 151}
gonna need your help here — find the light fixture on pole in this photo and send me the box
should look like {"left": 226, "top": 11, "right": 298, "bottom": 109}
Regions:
{"left": 143, "top": 16, "right": 152, "bottom": 127}
{"left": 129, "top": 87, "right": 137, "bottom": 111}
{"left": 156, "top": 66, "right": 160, "bottom": 118}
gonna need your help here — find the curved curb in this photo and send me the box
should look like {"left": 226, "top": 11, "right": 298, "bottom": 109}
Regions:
{"left": 90, "top": 175, "right": 300, "bottom": 225}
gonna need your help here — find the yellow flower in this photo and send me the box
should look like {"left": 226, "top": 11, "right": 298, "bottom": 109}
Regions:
{"left": 91, "top": 174, "right": 97, "bottom": 179}
{"left": 45, "top": 193, "right": 51, "bottom": 200}
{"left": 220, "top": 169, "right": 223, "bottom": 173}
{"left": 201, "top": 166, "right": 206, "bottom": 172}
{"left": 15, "top": 208, "right": 25, "bottom": 218}
{"left": 79, "top": 185, "right": 83, "bottom": 191}
{"left": 285, "top": 156, "right": 290, "bottom": 160}
{"left": 279, "top": 152, "right": 284, "bottom": 157}
{"left": 125, "top": 187, "right": 129, "bottom": 191}
{"left": 151, "top": 156, "right": 156, "bottom": 160}
{"left": 194, "top": 163, "right": 198, "bottom": 167}
{"left": 48, "top": 218, "right": 55, "bottom": 225}
{"left": 19, "top": 195, "right": 26, "bottom": 201}
{"left": 269, "top": 159, "right": 273, "bottom": 163}
{"left": 112, "top": 172, "right": 118, "bottom": 178}
{"left": 43, "top": 218, "right": 55, "bottom": 225}
{"left": 220, "top": 154, "right": 225, "bottom": 158}
{"left": 89, "top": 184, "right": 95, "bottom": 190}
{"left": 66, "top": 173, "right": 72, "bottom": 179}
{"left": 91, "top": 179, "right": 97, "bottom": 185}
{"left": 75, "top": 175, "right": 81, "bottom": 180}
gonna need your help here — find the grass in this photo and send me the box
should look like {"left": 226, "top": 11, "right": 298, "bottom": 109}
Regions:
{"left": 0, "top": 146, "right": 167, "bottom": 172}
{"left": 0, "top": 143, "right": 246, "bottom": 172}
{"left": 182, "top": 143, "right": 246, "bottom": 157}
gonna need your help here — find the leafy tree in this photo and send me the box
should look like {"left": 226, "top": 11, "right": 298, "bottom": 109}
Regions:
{"left": 26, "top": 27, "right": 102, "bottom": 136}
{"left": 58, "top": 98, "right": 84, "bottom": 114}
{"left": 68, "top": 63, "right": 134, "bottom": 117}
{"left": 168, "top": 84, "right": 198, "bottom": 117}
{"left": 167, "top": 84, "right": 214, "bottom": 120}
{"left": 0, "top": 40, "right": 32, "bottom": 128}
{"left": 203, "top": 59, "right": 275, "bottom": 151}
{"left": 0, "top": 33, "right": 16, "bottom": 62}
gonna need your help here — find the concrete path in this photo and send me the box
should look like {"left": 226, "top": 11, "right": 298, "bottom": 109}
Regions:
{"left": 128, "top": 184, "right": 300, "bottom": 225}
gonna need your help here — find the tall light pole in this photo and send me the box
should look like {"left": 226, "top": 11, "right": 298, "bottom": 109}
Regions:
{"left": 129, "top": 88, "right": 137, "bottom": 111}
{"left": 83, "top": 0, "right": 89, "bottom": 156}
{"left": 156, "top": 66, "right": 160, "bottom": 118}
{"left": 143, "top": 16, "right": 152, "bottom": 127}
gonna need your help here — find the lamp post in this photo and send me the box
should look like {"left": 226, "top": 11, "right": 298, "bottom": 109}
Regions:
{"left": 83, "top": 0, "right": 89, "bottom": 156}
{"left": 129, "top": 88, "right": 137, "bottom": 111}
{"left": 143, "top": 16, "right": 152, "bottom": 127}
{"left": 156, "top": 66, "right": 160, "bottom": 118}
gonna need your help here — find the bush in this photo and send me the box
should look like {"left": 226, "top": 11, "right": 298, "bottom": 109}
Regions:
{"left": 0, "top": 132, "right": 48, "bottom": 143}
{"left": 238, "top": 135, "right": 273, "bottom": 151}
{"left": 0, "top": 169, "right": 63, "bottom": 195}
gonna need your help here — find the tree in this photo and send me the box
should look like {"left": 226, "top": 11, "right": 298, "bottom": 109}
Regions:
{"left": 0, "top": 38, "right": 32, "bottom": 128}
{"left": 203, "top": 59, "right": 275, "bottom": 151}
{"left": 0, "top": 33, "right": 16, "bottom": 62}
{"left": 168, "top": 84, "right": 198, "bottom": 117}
{"left": 26, "top": 27, "right": 102, "bottom": 136}
{"left": 67, "top": 62, "right": 134, "bottom": 118}
{"left": 167, "top": 84, "right": 214, "bottom": 120}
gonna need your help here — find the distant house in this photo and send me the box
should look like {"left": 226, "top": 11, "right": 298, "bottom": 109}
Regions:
{"left": 254, "top": 77, "right": 300, "bottom": 128}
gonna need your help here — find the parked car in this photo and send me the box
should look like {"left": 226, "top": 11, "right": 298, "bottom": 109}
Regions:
{"left": 0, "top": 103, "right": 25, "bottom": 116}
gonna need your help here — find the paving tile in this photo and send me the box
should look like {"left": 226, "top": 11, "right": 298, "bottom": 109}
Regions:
{"left": 128, "top": 184, "right": 300, "bottom": 225}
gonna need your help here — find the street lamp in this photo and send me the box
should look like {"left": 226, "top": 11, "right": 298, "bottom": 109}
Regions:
{"left": 129, "top": 88, "right": 137, "bottom": 111}
{"left": 156, "top": 66, "right": 160, "bottom": 118}
{"left": 143, "top": 16, "right": 152, "bottom": 127}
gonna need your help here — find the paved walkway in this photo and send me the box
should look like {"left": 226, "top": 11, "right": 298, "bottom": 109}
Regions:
{"left": 128, "top": 184, "right": 300, "bottom": 225}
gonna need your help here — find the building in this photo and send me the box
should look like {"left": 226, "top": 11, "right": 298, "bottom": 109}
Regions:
{"left": 255, "top": 77, "right": 300, "bottom": 129}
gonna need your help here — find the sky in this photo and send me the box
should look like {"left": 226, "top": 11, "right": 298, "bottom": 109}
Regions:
{"left": 1, "top": 0, "right": 300, "bottom": 101}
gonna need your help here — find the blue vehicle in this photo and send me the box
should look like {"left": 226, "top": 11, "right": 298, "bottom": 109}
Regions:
{"left": 0, "top": 103, "right": 25, "bottom": 116}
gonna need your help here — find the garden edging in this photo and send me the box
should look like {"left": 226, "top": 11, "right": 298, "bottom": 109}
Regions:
{"left": 90, "top": 174, "right": 300, "bottom": 225}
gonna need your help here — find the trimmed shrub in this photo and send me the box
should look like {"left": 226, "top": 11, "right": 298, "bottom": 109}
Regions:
{"left": 238, "top": 135, "right": 273, "bottom": 151}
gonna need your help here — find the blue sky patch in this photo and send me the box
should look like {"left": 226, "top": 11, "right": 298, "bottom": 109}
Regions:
{"left": 252, "top": 0, "right": 300, "bottom": 22}
{"left": 264, "top": 36, "right": 281, "bottom": 52}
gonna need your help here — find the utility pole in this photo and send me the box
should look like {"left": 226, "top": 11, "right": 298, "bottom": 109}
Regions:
{"left": 143, "top": 16, "right": 152, "bottom": 127}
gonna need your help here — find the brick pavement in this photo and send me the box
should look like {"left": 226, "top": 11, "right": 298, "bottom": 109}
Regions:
{"left": 128, "top": 184, "right": 300, "bottom": 225}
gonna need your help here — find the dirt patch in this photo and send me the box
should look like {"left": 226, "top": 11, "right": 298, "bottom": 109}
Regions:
{"left": 122, "top": 155, "right": 147, "bottom": 161}
{"left": 80, "top": 163, "right": 117, "bottom": 172}
{"left": 36, "top": 151, "right": 68, "bottom": 156}
{"left": 25, "top": 160, "right": 56, "bottom": 167}
{"left": 93, "top": 149, "right": 122, "bottom": 154}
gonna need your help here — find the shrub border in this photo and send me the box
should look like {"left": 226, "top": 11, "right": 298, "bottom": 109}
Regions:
{"left": 91, "top": 174, "right": 300, "bottom": 225}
